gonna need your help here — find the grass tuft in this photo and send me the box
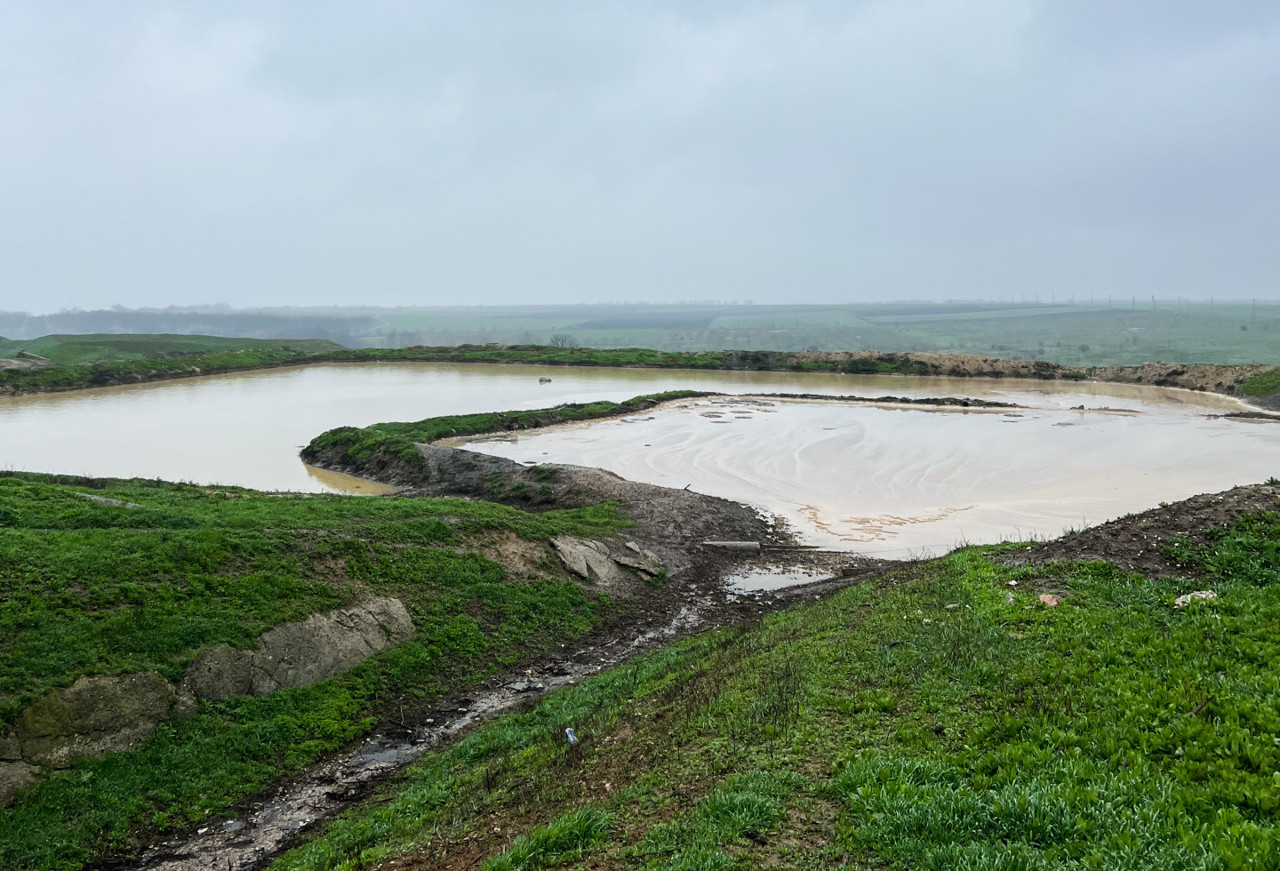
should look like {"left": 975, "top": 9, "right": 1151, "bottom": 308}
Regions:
{"left": 483, "top": 806, "right": 612, "bottom": 871}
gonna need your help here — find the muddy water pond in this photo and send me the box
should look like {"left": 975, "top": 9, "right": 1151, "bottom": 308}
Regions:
{"left": 2, "top": 362, "right": 1274, "bottom": 556}
{"left": 461, "top": 393, "right": 1280, "bottom": 558}
{"left": 0, "top": 362, "right": 967, "bottom": 492}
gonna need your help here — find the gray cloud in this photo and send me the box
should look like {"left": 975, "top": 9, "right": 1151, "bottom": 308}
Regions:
{"left": 1, "top": 0, "right": 1277, "bottom": 311}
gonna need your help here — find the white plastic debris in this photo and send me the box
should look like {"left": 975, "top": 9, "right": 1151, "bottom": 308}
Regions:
{"left": 1174, "top": 590, "right": 1217, "bottom": 608}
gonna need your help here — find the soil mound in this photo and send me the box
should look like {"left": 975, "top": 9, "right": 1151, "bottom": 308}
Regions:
{"left": 997, "top": 483, "right": 1280, "bottom": 578}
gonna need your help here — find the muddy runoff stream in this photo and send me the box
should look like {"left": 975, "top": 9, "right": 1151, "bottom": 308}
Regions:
{"left": 105, "top": 570, "right": 852, "bottom": 871}
{"left": 118, "top": 647, "right": 626, "bottom": 871}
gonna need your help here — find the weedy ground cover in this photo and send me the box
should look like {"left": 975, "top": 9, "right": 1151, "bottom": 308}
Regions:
{"left": 271, "top": 502, "right": 1280, "bottom": 870}
{"left": 0, "top": 473, "right": 629, "bottom": 870}
{"left": 1239, "top": 368, "right": 1280, "bottom": 399}
{"left": 302, "top": 390, "right": 712, "bottom": 470}
{"left": 0, "top": 333, "right": 341, "bottom": 365}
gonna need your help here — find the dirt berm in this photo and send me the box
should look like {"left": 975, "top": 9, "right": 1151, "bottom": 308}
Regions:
{"left": 411, "top": 443, "right": 782, "bottom": 581}
{"left": 309, "top": 434, "right": 886, "bottom": 621}
{"left": 997, "top": 482, "right": 1280, "bottom": 578}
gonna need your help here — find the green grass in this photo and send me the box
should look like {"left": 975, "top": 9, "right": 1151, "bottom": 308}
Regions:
{"left": 0, "top": 333, "right": 342, "bottom": 365}
{"left": 270, "top": 497, "right": 1280, "bottom": 871}
{"left": 483, "top": 806, "right": 613, "bottom": 871}
{"left": 1241, "top": 367, "right": 1280, "bottom": 398}
{"left": 0, "top": 346, "right": 315, "bottom": 393}
{"left": 0, "top": 473, "right": 631, "bottom": 870}
{"left": 4, "top": 334, "right": 1275, "bottom": 402}
{"left": 302, "top": 390, "right": 713, "bottom": 475}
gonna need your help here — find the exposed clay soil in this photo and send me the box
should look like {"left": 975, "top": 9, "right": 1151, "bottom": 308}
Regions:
{"left": 405, "top": 443, "right": 787, "bottom": 580}
{"left": 1084, "top": 361, "right": 1271, "bottom": 395}
{"left": 996, "top": 483, "right": 1280, "bottom": 578}
{"left": 782, "top": 351, "right": 1272, "bottom": 397}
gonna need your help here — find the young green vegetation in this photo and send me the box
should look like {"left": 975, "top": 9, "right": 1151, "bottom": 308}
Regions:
{"left": 0, "top": 343, "right": 939, "bottom": 397}
{"left": 0, "top": 333, "right": 342, "bottom": 365}
{"left": 482, "top": 806, "right": 613, "bottom": 871}
{"left": 272, "top": 502, "right": 1280, "bottom": 870}
{"left": 4, "top": 334, "right": 1274, "bottom": 402}
{"left": 302, "top": 390, "right": 711, "bottom": 474}
{"left": 1241, "top": 367, "right": 1280, "bottom": 399}
{"left": 0, "top": 473, "right": 630, "bottom": 871}
{"left": 0, "top": 346, "right": 315, "bottom": 393}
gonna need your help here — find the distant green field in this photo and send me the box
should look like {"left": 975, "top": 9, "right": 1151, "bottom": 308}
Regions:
{"left": 4, "top": 303, "right": 1279, "bottom": 366}
{"left": 258, "top": 301, "right": 1280, "bottom": 367}
{"left": 0, "top": 334, "right": 343, "bottom": 365}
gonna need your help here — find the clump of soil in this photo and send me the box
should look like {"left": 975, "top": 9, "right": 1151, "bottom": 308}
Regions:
{"left": 996, "top": 483, "right": 1280, "bottom": 578}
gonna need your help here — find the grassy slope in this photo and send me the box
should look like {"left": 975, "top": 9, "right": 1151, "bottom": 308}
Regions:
{"left": 0, "top": 345, "right": 941, "bottom": 397}
{"left": 302, "top": 389, "right": 712, "bottom": 477}
{"left": 273, "top": 504, "right": 1280, "bottom": 871}
{"left": 0, "top": 333, "right": 342, "bottom": 364}
{"left": 4, "top": 340, "right": 1275, "bottom": 404}
{"left": 1241, "top": 368, "right": 1280, "bottom": 398}
{"left": 0, "top": 473, "right": 630, "bottom": 871}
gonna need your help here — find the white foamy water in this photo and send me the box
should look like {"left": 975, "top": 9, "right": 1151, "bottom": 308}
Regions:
{"left": 462, "top": 394, "right": 1280, "bottom": 558}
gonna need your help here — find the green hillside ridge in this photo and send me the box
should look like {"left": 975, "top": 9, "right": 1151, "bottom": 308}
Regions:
{"left": 9, "top": 301, "right": 1279, "bottom": 364}
{"left": 0, "top": 473, "right": 628, "bottom": 871}
{"left": 0, "top": 333, "right": 343, "bottom": 365}
{"left": 3, "top": 340, "right": 1275, "bottom": 404}
{"left": 272, "top": 504, "right": 1280, "bottom": 871}
{"left": 302, "top": 390, "right": 712, "bottom": 478}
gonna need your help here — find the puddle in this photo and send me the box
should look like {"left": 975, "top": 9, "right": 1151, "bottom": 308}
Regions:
{"left": 726, "top": 568, "right": 832, "bottom": 592}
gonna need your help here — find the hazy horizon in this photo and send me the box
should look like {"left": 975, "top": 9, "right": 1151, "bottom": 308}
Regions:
{"left": 3, "top": 1, "right": 1278, "bottom": 311}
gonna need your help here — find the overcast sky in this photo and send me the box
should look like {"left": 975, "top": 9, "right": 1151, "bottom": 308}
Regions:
{"left": 2, "top": 1, "right": 1277, "bottom": 312}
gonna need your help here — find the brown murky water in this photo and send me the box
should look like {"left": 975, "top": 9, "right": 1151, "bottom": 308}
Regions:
{"left": 1, "top": 362, "right": 970, "bottom": 493}
{"left": 2, "top": 362, "right": 1274, "bottom": 556}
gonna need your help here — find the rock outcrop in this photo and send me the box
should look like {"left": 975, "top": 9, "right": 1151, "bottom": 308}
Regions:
{"left": 0, "top": 672, "right": 176, "bottom": 803}
{"left": 552, "top": 536, "right": 663, "bottom": 589}
{"left": 183, "top": 597, "right": 415, "bottom": 702}
{"left": 1, "top": 597, "right": 415, "bottom": 805}
{"left": 12, "top": 672, "right": 175, "bottom": 770}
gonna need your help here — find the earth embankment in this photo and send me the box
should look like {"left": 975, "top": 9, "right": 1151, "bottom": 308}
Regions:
{"left": 4, "top": 343, "right": 1277, "bottom": 405}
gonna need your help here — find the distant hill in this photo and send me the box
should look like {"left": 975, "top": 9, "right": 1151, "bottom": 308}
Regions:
{"left": 4, "top": 301, "right": 1278, "bottom": 366}
{"left": 0, "top": 333, "right": 344, "bottom": 366}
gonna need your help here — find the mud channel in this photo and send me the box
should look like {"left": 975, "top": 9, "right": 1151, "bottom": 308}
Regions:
{"left": 102, "top": 550, "right": 878, "bottom": 871}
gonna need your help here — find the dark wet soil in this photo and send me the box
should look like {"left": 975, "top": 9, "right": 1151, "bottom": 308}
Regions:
{"left": 995, "top": 483, "right": 1280, "bottom": 578}
{"left": 100, "top": 557, "right": 882, "bottom": 871}
{"left": 97, "top": 448, "right": 889, "bottom": 871}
